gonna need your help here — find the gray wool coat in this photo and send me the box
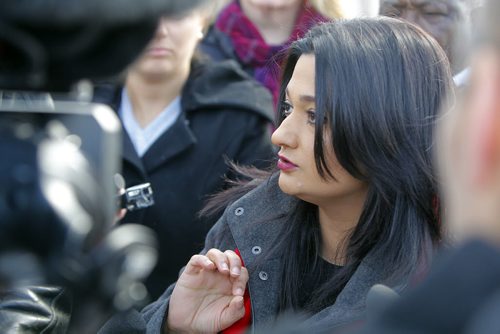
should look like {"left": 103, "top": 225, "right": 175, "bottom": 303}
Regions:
{"left": 100, "top": 174, "right": 407, "bottom": 334}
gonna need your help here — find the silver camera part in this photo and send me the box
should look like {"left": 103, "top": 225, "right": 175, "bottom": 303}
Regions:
{"left": 121, "top": 183, "right": 154, "bottom": 211}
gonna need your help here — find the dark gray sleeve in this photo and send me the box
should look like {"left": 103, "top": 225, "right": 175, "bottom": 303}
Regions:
{"left": 99, "top": 212, "right": 234, "bottom": 334}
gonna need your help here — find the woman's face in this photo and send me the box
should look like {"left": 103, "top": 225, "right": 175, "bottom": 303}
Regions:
{"left": 271, "top": 54, "right": 369, "bottom": 207}
{"left": 131, "top": 11, "right": 205, "bottom": 79}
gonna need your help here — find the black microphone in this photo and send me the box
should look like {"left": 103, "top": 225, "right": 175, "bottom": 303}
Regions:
{"left": 365, "top": 284, "right": 400, "bottom": 324}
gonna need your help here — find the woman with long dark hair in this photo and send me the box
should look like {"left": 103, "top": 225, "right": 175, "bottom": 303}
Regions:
{"left": 102, "top": 17, "right": 452, "bottom": 333}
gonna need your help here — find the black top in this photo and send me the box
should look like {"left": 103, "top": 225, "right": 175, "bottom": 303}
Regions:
{"left": 297, "top": 257, "right": 342, "bottom": 312}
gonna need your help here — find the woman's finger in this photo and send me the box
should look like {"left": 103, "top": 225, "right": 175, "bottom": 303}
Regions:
{"left": 232, "top": 266, "right": 249, "bottom": 296}
{"left": 224, "top": 250, "right": 242, "bottom": 277}
{"left": 183, "top": 254, "right": 216, "bottom": 275}
{"left": 205, "top": 248, "right": 230, "bottom": 274}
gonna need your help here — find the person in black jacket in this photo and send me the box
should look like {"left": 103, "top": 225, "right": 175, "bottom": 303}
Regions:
{"left": 93, "top": 2, "right": 275, "bottom": 300}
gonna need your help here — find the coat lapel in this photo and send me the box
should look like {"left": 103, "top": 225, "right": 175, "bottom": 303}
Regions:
{"left": 122, "top": 128, "right": 146, "bottom": 175}
{"left": 225, "top": 175, "right": 297, "bottom": 330}
{"left": 94, "top": 84, "right": 147, "bottom": 176}
{"left": 141, "top": 112, "right": 197, "bottom": 173}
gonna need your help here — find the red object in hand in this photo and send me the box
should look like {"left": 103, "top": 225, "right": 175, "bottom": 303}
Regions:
{"left": 221, "top": 249, "right": 252, "bottom": 334}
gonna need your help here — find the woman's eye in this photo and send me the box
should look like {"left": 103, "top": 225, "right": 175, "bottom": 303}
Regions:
{"left": 422, "top": 5, "right": 447, "bottom": 17}
{"left": 307, "top": 110, "right": 316, "bottom": 125}
{"left": 281, "top": 101, "right": 293, "bottom": 117}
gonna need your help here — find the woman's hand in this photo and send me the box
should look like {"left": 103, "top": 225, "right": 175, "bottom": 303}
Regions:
{"left": 114, "top": 208, "right": 127, "bottom": 224}
{"left": 166, "top": 249, "right": 249, "bottom": 334}
{"left": 113, "top": 173, "right": 127, "bottom": 224}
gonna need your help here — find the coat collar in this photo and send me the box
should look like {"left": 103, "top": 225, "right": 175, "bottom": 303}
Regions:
{"left": 225, "top": 174, "right": 293, "bottom": 262}
{"left": 141, "top": 112, "right": 196, "bottom": 173}
{"left": 224, "top": 174, "right": 294, "bottom": 329}
{"left": 122, "top": 112, "right": 196, "bottom": 174}
{"left": 94, "top": 84, "right": 197, "bottom": 174}
{"left": 122, "top": 128, "right": 145, "bottom": 174}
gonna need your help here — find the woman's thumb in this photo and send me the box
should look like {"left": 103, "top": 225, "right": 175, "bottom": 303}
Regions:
{"left": 219, "top": 296, "right": 245, "bottom": 330}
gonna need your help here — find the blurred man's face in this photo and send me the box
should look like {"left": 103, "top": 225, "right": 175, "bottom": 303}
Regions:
{"left": 380, "top": 0, "right": 470, "bottom": 74}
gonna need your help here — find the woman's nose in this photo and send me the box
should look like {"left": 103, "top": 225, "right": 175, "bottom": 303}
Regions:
{"left": 156, "top": 18, "right": 168, "bottom": 37}
{"left": 271, "top": 116, "right": 297, "bottom": 149}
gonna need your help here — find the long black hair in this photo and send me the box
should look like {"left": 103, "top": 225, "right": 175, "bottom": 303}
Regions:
{"left": 202, "top": 17, "right": 452, "bottom": 314}
{"left": 273, "top": 17, "right": 451, "bottom": 313}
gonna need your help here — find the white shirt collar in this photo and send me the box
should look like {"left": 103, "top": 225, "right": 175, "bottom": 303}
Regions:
{"left": 119, "top": 87, "right": 182, "bottom": 157}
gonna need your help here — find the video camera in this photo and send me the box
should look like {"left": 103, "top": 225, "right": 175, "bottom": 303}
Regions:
{"left": 0, "top": 0, "right": 205, "bottom": 332}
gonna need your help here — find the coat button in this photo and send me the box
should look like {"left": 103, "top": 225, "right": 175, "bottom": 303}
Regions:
{"left": 234, "top": 207, "right": 244, "bottom": 216}
{"left": 258, "top": 271, "right": 268, "bottom": 281}
{"left": 252, "top": 246, "right": 262, "bottom": 255}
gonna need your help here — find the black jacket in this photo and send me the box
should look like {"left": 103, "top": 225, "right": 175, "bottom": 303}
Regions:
{"left": 200, "top": 26, "right": 255, "bottom": 77}
{"left": 93, "top": 59, "right": 275, "bottom": 299}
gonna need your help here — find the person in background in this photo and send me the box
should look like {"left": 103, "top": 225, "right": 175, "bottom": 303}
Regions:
{"left": 99, "top": 17, "right": 452, "bottom": 333}
{"left": 201, "top": 0, "right": 344, "bottom": 105}
{"left": 93, "top": 1, "right": 275, "bottom": 300}
{"left": 379, "top": 0, "right": 473, "bottom": 86}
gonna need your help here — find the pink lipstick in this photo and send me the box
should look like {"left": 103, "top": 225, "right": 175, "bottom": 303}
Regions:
{"left": 147, "top": 47, "right": 172, "bottom": 57}
{"left": 277, "top": 155, "right": 298, "bottom": 172}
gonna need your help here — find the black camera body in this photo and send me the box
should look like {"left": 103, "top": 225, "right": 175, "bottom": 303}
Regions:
{"left": 0, "top": 97, "right": 121, "bottom": 239}
{"left": 0, "top": 96, "right": 158, "bottom": 333}
{"left": 0, "top": 0, "right": 206, "bottom": 331}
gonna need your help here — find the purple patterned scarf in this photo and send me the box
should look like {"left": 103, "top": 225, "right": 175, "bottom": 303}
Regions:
{"left": 215, "top": 1, "right": 329, "bottom": 106}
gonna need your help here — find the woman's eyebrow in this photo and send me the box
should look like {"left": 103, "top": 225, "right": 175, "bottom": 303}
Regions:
{"left": 285, "top": 88, "right": 316, "bottom": 102}
{"left": 285, "top": 88, "right": 315, "bottom": 102}
{"left": 300, "top": 95, "right": 315, "bottom": 103}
